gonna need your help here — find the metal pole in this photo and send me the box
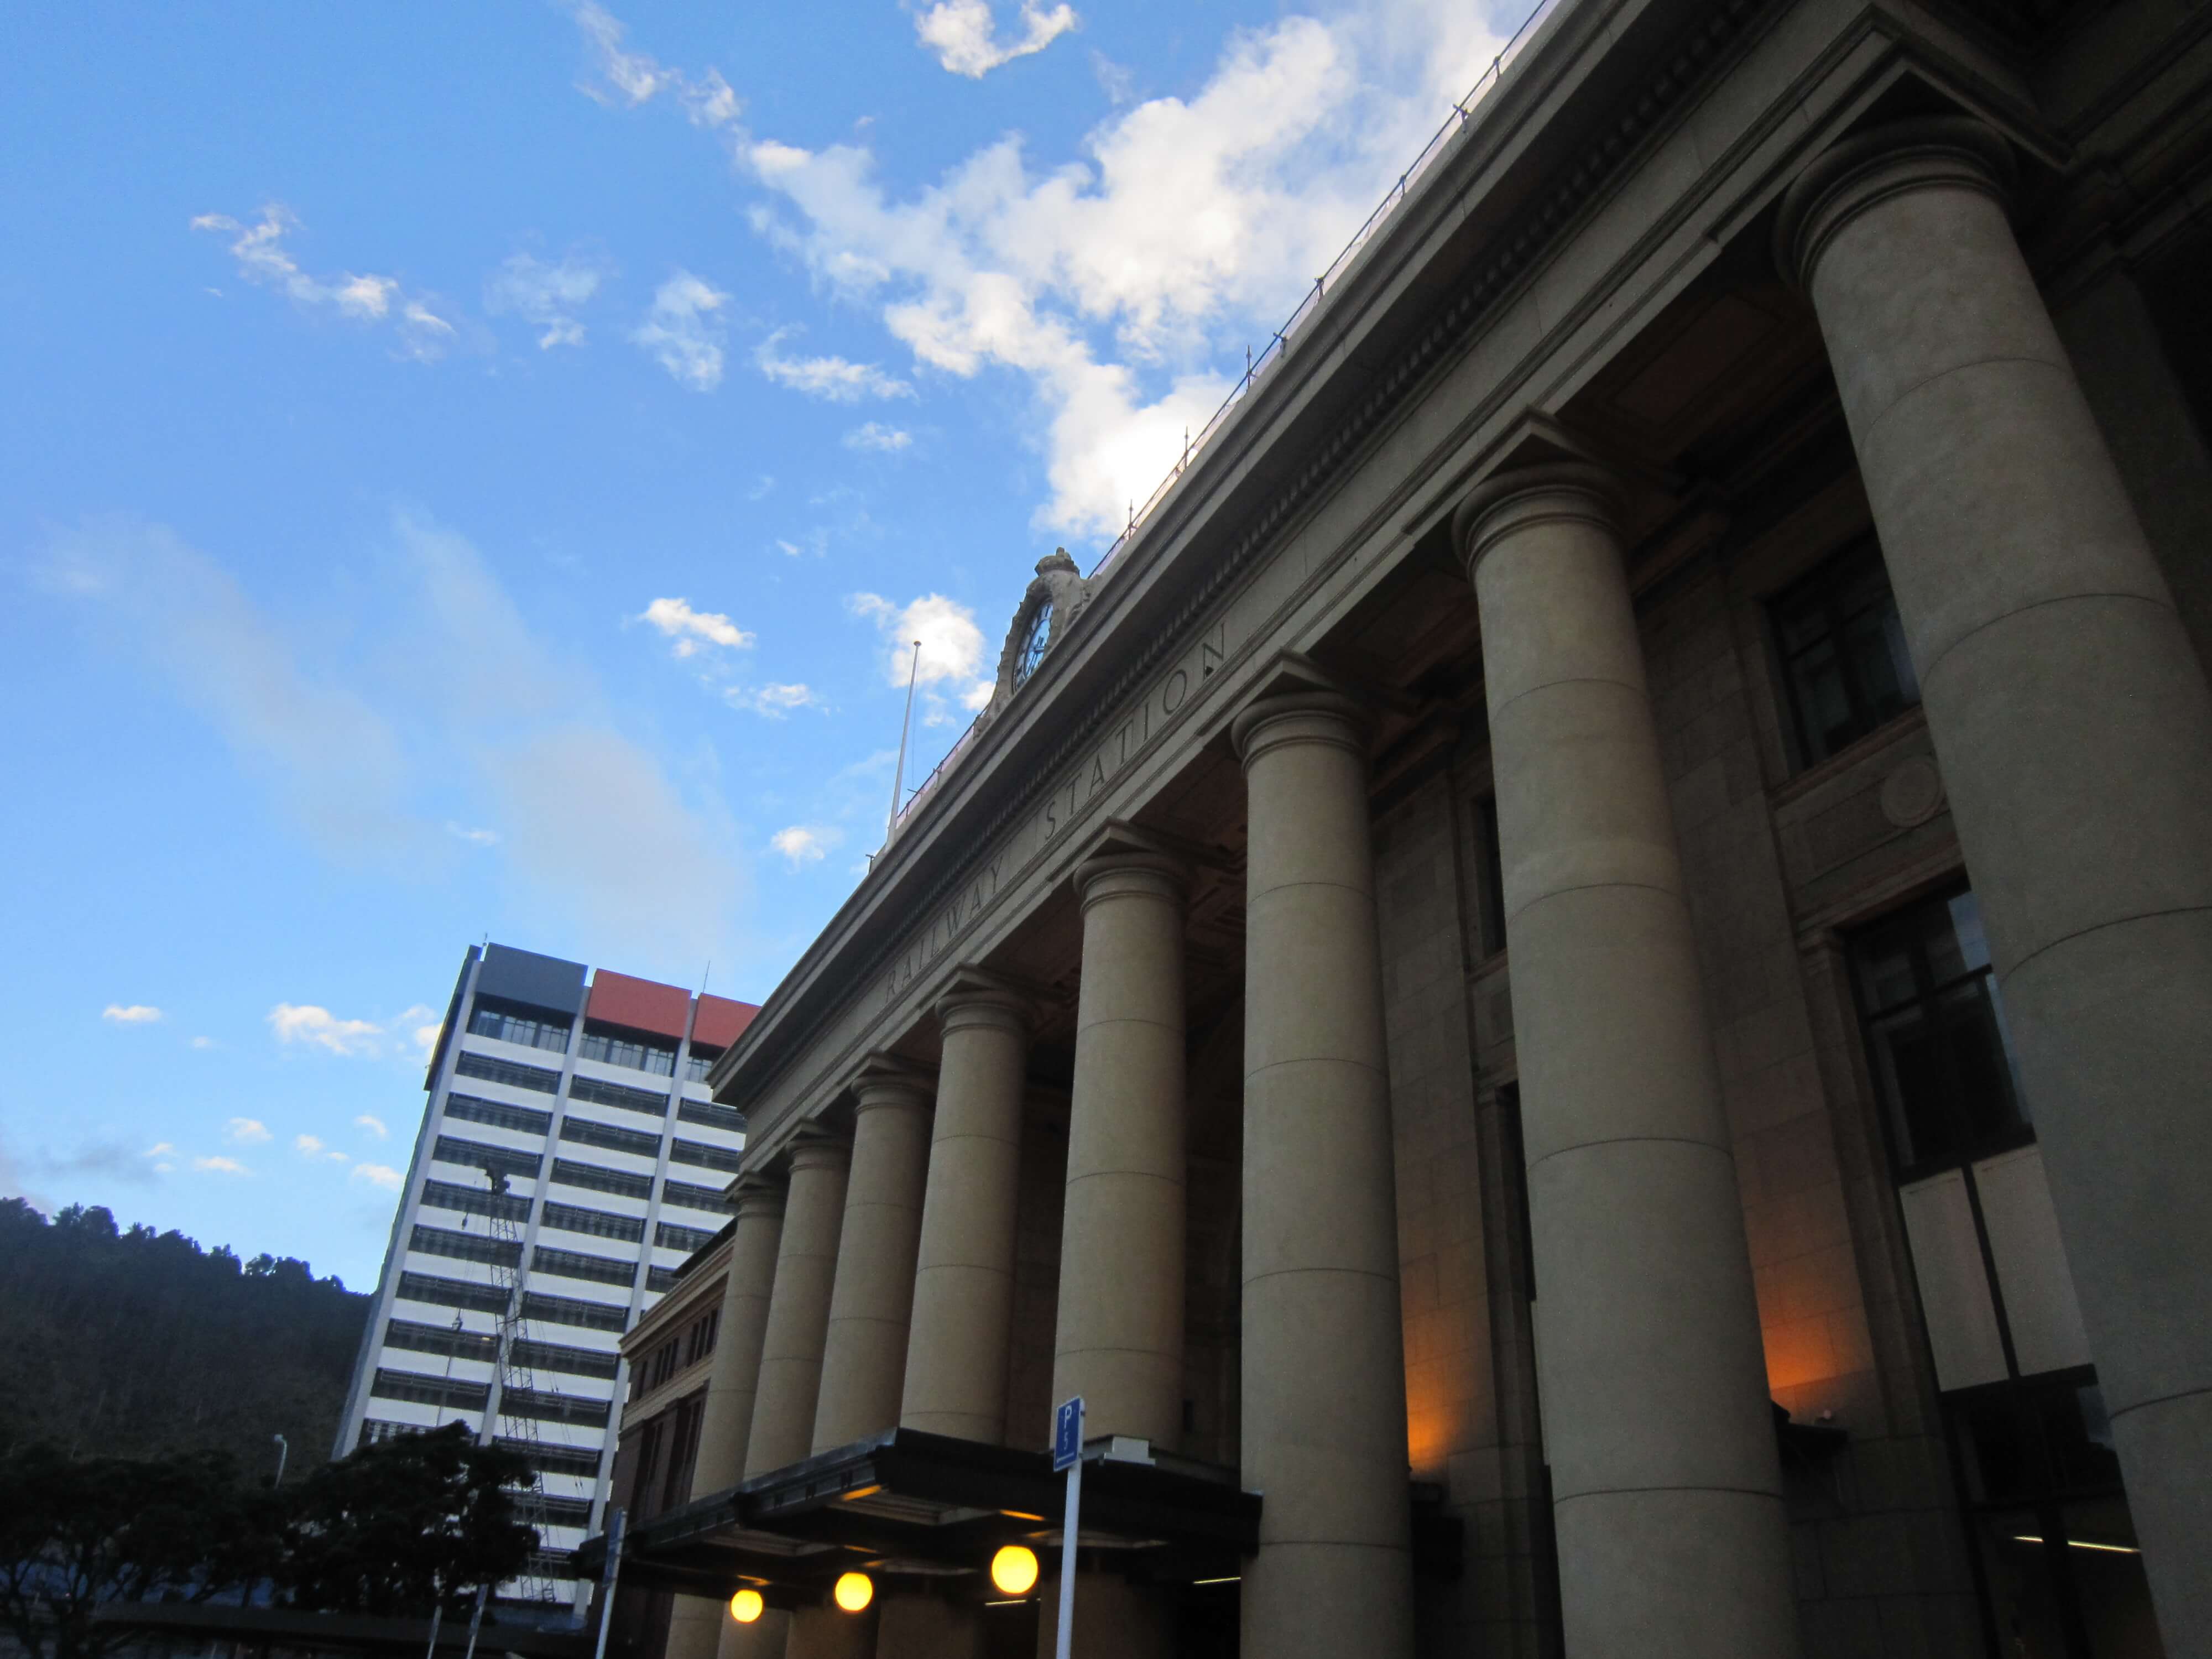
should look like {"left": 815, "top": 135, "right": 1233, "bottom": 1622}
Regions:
{"left": 886, "top": 640, "right": 921, "bottom": 841}
{"left": 270, "top": 1434, "right": 288, "bottom": 1489}
{"left": 590, "top": 1509, "right": 626, "bottom": 1659}
{"left": 422, "top": 1600, "right": 444, "bottom": 1659}
{"left": 461, "top": 1584, "right": 489, "bottom": 1659}
{"left": 1054, "top": 1421, "right": 1082, "bottom": 1659}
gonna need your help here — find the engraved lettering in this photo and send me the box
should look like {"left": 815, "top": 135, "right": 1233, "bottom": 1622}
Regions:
{"left": 1162, "top": 667, "right": 1189, "bottom": 714}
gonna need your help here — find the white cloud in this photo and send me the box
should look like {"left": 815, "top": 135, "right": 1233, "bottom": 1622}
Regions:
{"left": 755, "top": 332, "right": 914, "bottom": 403}
{"left": 844, "top": 422, "right": 912, "bottom": 453}
{"left": 103, "top": 1004, "right": 163, "bottom": 1024}
{"left": 632, "top": 270, "right": 730, "bottom": 389}
{"left": 268, "top": 1003, "right": 385, "bottom": 1057}
{"left": 189, "top": 1036, "right": 216, "bottom": 1051}
{"left": 146, "top": 1142, "right": 177, "bottom": 1157}
{"left": 485, "top": 251, "right": 607, "bottom": 348}
{"left": 568, "top": 1, "right": 739, "bottom": 129}
{"left": 728, "top": 682, "right": 818, "bottom": 717}
{"left": 775, "top": 539, "right": 805, "bottom": 558}
{"left": 916, "top": 0, "right": 1079, "bottom": 77}
{"left": 354, "top": 1115, "right": 389, "bottom": 1139}
{"left": 771, "top": 825, "right": 839, "bottom": 864}
{"left": 192, "top": 1155, "right": 251, "bottom": 1176}
{"left": 295, "top": 1134, "right": 348, "bottom": 1163}
{"left": 226, "top": 1117, "right": 272, "bottom": 1145}
{"left": 446, "top": 822, "right": 499, "bottom": 846}
{"left": 399, "top": 1005, "right": 442, "bottom": 1056}
{"left": 33, "top": 512, "right": 745, "bottom": 971}
{"left": 192, "top": 206, "right": 456, "bottom": 360}
{"left": 848, "top": 591, "right": 995, "bottom": 714}
{"left": 640, "top": 596, "right": 754, "bottom": 657}
{"left": 350, "top": 1162, "right": 404, "bottom": 1191}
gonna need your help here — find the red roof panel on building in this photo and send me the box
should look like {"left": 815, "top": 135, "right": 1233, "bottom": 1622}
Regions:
{"left": 690, "top": 994, "right": 759, "bottom": 1052}
{"left": 585, "top": 971, "right": 693, "bottom": 1041}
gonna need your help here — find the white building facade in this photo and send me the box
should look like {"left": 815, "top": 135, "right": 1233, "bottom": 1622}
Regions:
{"left": 332, "top": 943, "right": 755, "bottom": 1613}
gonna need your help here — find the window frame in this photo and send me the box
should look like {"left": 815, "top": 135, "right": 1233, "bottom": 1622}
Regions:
{"left": 1766, "top": 535, "right": 1921, "bottom": 770}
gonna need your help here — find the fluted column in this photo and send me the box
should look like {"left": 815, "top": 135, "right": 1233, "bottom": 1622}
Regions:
{"left": 1039, "top": 831, "right": 1187, "bottom": 1658}
{"left": 662, "top": 1176, "right": 785, "bottom": 1659}
{"left": 811, "top": 1064, "right": 933, "bottom": 1452}
{"left": 1230, "top": 686, "right": 1414, "bottom": 1659}
{"left": 902, "top": 973, "right": 1031, "bottom": 1442}
{"left": 1780, "top": 116, "right": 2212, "bottom": 1654}
{"left": 1453, "top": 465, "right": 1800, "bottom": 1657}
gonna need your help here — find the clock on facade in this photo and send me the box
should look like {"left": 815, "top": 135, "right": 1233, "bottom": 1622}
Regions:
{"left": 1015, "top": 598, "right": 1055, "bottom": 685}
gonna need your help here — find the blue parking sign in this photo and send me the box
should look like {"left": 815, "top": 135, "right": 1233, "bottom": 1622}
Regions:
{"left": 1052, "top": 1396, "right": 1084, "bottom": 1472}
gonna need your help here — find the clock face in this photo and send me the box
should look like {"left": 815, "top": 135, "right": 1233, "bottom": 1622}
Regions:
{"left": 1015, "top": 599, "right": 1053, "bottom": 685}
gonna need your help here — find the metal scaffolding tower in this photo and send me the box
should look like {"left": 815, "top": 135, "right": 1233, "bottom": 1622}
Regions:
{"left": 481, "top": 1165, "right": 560, "bottom": 1607}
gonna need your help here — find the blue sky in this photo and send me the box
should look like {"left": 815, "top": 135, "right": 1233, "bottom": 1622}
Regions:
{"left": 0, "top": 0, "right": 1519, "bottom": 1286}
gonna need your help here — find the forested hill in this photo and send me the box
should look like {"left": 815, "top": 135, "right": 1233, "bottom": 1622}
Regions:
{"left": 0, "top": 1198, "right": 370, "bottom": 1474}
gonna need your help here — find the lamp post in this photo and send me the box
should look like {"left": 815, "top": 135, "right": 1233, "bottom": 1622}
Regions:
{"left": 270, "top": 1434, "right": 288, "bottom": 1488}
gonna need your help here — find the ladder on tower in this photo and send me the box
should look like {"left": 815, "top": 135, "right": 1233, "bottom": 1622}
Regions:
{"left": 482, "top": 1165, "right": 561, "bottom": 1608}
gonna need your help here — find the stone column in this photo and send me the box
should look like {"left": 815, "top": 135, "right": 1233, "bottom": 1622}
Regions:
{"left": 811, "top": 1064, "right": 934, "bottom": 1452}
{"left": 1039, "top": 832, "right": 1187, "bottom": 1658}
{"left": 902, "top": 973, "right": 1031, "bottom": 1443}
{"left": 662, "top": 1177, "right": 785, "bottom": 1659}
{"left": 1452, "top": 465, "right": 1801, "bottom": 1657}
{"left": 1230, "top": 686, "right": 1414, "bottom": 1659}
{"left": 744, "top": 1132, "right": 850, "bottom": 1473}
{"left": 1778, "top": 116, "right": 2212, "bottom": 1653}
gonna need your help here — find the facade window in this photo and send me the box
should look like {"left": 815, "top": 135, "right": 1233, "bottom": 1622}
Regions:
{"left": 397, "top": 1271, "right": 508, "bottom": 1316}
{"left": 542, "top": 1201, "right": 646, "bottom": 1245}
{"left": 444, "top": 1093, "right": 552, "bottom": 1137}
{"left": 684, "top": 1308, "right": 719, "bottom": 1366}
{"left": 369, "top": 1367, "right": 488, "bottom": 1411}
{"left": 410, "top": 1224, "right": 521, "bottom": 1269}
{"left": 420, "top": 1178, "right": 531, "bottom": 1224}
{"left": 432, "top": 1133, "right": 542, "bottom": 1184}
{"left": 646, "top": 1265, "right": 681, "bottom": 1295}
{"left": 1770, "top": 538, "right": 1920, "bottom": 766}
{"left": 521, "top": 1290, "right": 629, "bottom": 1334}
{"left": 499, "top": 1435, "right": 602, "bottom": 1478}
{"left": 536, "top": 1496, "right": 597, "bottom": 1530}
{"left": 531, "top": 1244, "right": 634, "bottom": 1287}
{"left": 512, "top": 1337, "right": 621, "bottom": 1381}
{"left": 578, "top": 1022, "right": 677, "bottom": 1076}
{"left": 384, "top": 1318, "right": 498, "bottom": 1363}
{"left": 568, "top": 1076, "right": 669, "bottom": 1117}
{"left": 670, "top": 1138, "right": 743, "bottom": 1175}
{"left": 551, "top": 1157, "right": 654, "bottom": 1201}
{"left": 453, "top": 1052, "right": 562, "bottom": 1094}
{"left": 499, "top": 1385, "right": 612, "bottom": 1428}
{"left": 682, "top": 1044, "right": 722, "bottom": 1084}
{"left": 558, "top": 1117, "right": 661, "bottom": 1160}
{"left": 676, "top": 1100, "right": 744, "bottom": 1135}
{"left": 358, "top": 1419, "right": 426, "bottom": 1447}
{"left": 1853, "top": 889, "right": 2029, "bottom": 1181}
{"left": 466, "top": 998, "right": 572, "bottom": 1055}
{"left": 659, "top": 1177, "right": 730, "bottom": 1215}
{"left": 655, "top": 1219, "right": 722, "bottom": 1255}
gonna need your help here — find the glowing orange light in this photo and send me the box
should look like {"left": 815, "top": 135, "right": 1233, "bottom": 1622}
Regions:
{"left": 728, "top": 1589, "right": 764, "bottom": 1624}
{"left": 989, "top": 1545, "right": 1040, "bottom": 1597}
{"left": 833, "top": 1572, "right": 874, "bottom": 1613}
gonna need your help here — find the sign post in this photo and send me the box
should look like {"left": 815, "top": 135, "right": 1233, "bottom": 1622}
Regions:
{"left": 1051, "top": 1397, "right": 1083, "bottom": 1659}
{"left": 590, "top": 1507, "right": 626, "bottom": 1659}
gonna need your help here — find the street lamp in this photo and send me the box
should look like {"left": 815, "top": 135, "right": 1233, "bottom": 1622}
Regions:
{"left": 728, "top": 1590, "right": 764, "bottom": 1624}
{"left": 271, "top": 1434, "right": 288, "bottom": 1488}
{"left": 989, "top": 1546, "right": 1039, "bottom": 1597}
{"left": 832, "top": 1573, "right": 873, "bottom": 1614}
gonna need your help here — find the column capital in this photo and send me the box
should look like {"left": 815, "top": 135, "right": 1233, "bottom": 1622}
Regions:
{"left": 1450, "top": 460, "right": 1623, "bottom": 581}
{"left": 847, "top": 1053, "right": 935, "bottom": 1117}
{"left": 1775, "top": 115, "right": 2016, "bottom": 292}
{"left": 1230, "top": 690, "right": 1368, "bottom": 771}
{"left": 730, "top": 1171, "right": 787, "bottom": 1221}
{"left": 786, "top": 1124, "right": 852, "bottom": 1176}
{"left": 1073, "top": 819, "right": 1189, "bottom": 910}
{"left": 932, "top": 964, "right": 1034, "bottom": 1037}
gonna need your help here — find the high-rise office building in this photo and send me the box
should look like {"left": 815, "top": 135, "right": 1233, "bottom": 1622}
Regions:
{"left": 332, "top": 943, "right": 755, "bottom": 1613}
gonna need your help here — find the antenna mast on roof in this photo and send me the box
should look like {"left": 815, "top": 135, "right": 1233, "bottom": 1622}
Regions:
{"left": 886, "top": 639, "right": 922, "bottom": 843}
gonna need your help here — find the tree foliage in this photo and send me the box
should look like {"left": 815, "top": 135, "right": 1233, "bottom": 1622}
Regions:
{"left": 281, "top": 1424, "right": 538, "bottom": 1617}
{"left": 0, "top": 1427, "right": 539, "bottom": 1659}
{"left": 0, "top": 1199, "right": 368, "bottom": 1473}
{"left": 0, "top": 1443, "right": 281, "bottom": 1659}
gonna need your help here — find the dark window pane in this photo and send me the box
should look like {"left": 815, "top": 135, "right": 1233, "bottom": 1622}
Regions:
{"left": 1869, "top": 1005, "right": 1961, "bottom": 1168}
{"left": 1770, "top": 540, "right": 1921, "bottom": 767}
{"left": 1935, "top": 983, "right": 2030, "bottom": 1148}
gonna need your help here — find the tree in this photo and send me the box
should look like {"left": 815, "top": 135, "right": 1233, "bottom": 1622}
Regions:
{"left": 279, "top": 1424, "right": 537, "bottom": 1616}
{"left": 0, "top": 1442, "right": 280, "bottom": 1659}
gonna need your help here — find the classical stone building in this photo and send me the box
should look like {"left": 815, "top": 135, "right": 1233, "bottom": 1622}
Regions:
{"left": 587, "top": 0, "right": 2212, "bottom": 1652}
